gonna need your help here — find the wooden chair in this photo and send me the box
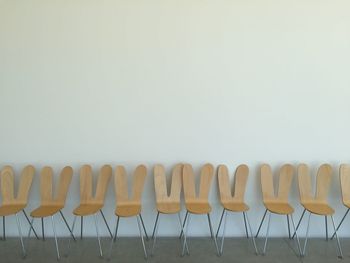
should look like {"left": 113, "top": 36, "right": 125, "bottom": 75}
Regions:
{"left": 69, "top": 164, "right": 113, "bottom": 258}
{"left": 331, "top": 164, "right": 350, "bottom": 239}
{"left": 0, "top": 165, "right": 39, "bottom": 257}
{"left": 180, "top": 163, "right": 219, "bottom": 256}
{"left": 255, "top": 164, "right": 301, "bottom": 256}
{"left": 109, "top": 165, "right": 148, "bottom": 259}
{"left": 28, "top": 166, "right": 74, "bottom": 259}
{"left": 293, "top": 164, "right": 342, "bottom": 258}
{"left": 215, "top": 164, "right": 258, "bottom": 255}
{"left": 150, "top": 164, "right": 188, "bottom": 256}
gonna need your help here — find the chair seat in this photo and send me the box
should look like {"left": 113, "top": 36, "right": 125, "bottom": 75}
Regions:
{"left": 186, "top": 202, "right": 211, "bottom": 214}
{"left": 115, "top": 204, "right": 141, "bottom": 217}
{"left": 73, "top": 204, "right": 103, "bottom": 216}
{"left": 222, "top": 202, "right": 249, "bottom": 212}
{"left": 0, "top": 204, "right": 26, "bottom": 216}
{"left": 157, "top": 202, "right": 181, "bottom": 214}
{"left": 302, "top": 202, "right": 334, "bottom": 215}
{"left": 264, "top": 202, "right": 294, "bottom": 215}
{"left": 31, "top": 205, "right": 63, "bottom": 218}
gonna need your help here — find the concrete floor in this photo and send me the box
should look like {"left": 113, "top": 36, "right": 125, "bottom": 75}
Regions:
{"left": 0, "top": 237, "right": 347, "bottom": 263}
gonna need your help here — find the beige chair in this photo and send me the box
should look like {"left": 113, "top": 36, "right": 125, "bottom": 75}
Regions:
{"left": 216, "top": 164, "right": 257, "bottom": 255}
{"left": 69, "top": 164, "right": 113, "bottom": 258}
{"left": 0, "top": 165, "right": 38, "bottom": 257}
{"left": 28, "top": 166, "right": 74, "bottom": 259}
{"left": 109, "top": 165, "right": 148, "bottom": 259}
{"left": 255, "top": 164, "right": 301, "bottom": 256}
{"left": 332, "top": 164, "right": 350, "bottom": 239}
{"left": 180, "top": 163, "right": 219, "bottom": 256}
{"left": 150, "top": 164, "right": 188, "bottom": 255}
{"left": 293, "top": 164, "right": 342, "bottom": 258}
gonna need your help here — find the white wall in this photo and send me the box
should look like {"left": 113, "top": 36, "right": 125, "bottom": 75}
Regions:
{"left": 0, "top": 0, "right": 350, "bottom": 237}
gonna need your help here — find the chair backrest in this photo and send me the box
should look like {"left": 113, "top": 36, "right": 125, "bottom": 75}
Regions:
{"left": 298, "top": 163, "right": 332, "bottom": 204}
{"left": 261, "top": 164, "right": 294, "bottom": 203}
{"left": 79, "top": 164, "right": 112, "bottom": 204}
{"left": 218, "top": 164, "right": 249, "bottom": 204}
{"left": 1, "top": 165, "right": 35, "bottom": 205}
{"left": 340, "top": 164, "right": 350, "bottom": 205}
{"left": 56, "top": 166, "right": 73, "bottom": 205}
{"left": 114, "top": 165, "right": 147, "bottom": 204}
{"left": 154, "top": 164, "right": 182, "bottom": 204}
{"left": 183, "top": 163, "right": 214, "bottom": 203}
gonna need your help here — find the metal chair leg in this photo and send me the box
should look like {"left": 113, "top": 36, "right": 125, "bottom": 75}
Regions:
{"left": 80, "top": 216, "right": 83, "bottom": 240}
{"left": 331, "top": 208, "right": 350, "bottom": 240}
{"left": 302, "top": 212, "right": 312, "bottom": 256}
{"left": 151, "top": 212, "right": 160, "bottom": 239}
{"left": 177, "top": 213, "right": 189, "bottom": 255}
{"left": 219, "top": 209, "right": 228, "bottom": 256}
{"left": 243, "top": 212, "right": 249, "bottom": 239}
{"left": 179, "top": 211, "right": 188, "bottom": 239}
{"left": 137, "top": 215, "right": 148, "bottom": 259}
{"left": 15, "top": 213, "right": 26, "bottom": 258}
{"left": 255, "top": 209, "right": 267, "bottom": 238}
{"left": 41, "top": 218, "right": 45, "bottom": 241}
{"left": 150, "top": 213, "right": 160, "bottom": 256}
{"left": 59, "top": 211, "right": 76, "bottom": 241}
{"left": 66, "top": 215, "right": 77, "bottom": 257}
{"left": 108, "top": 216, "right": 119, "bottom": 260}
{"left": 287, "top": 215, "right": 291, "bottom": 239}
{"left": 325, "top": 216, "right": 328, "bottom": 241}
{"left": 139, "top": 214, "right": 149, "bottom": 241}
{"left": 262, "top": 212, "right": 271, "bottom": 255}
{"left": 330, "top": 215, "right": 343, "bottom": 259}
{"left": 100, "top": 210, "right": 113, "bottom": 238}
{"left": 51, "top": 215, "right": 60, "bottom": 260}
{"left": 181, "top": 213, "right": 191, "bottom": 256}
{"left": 207, "top": 213, "right": 219, "bottom": 256}
{"left": 93, "top": 214, "right": 103, "bottom": 258}
{"left": 2, "top": 216, "right": 5, "bottom": 240}
{"left": 245, "top": 211, "right": 258, "bottom": 255}
{"left": 22, "top": 210, "right": 39, "bottom": 239}
{"left": 216, "top": 209, "right": 225, "bottom": 238}
{"left": 292, "top": 209, "right": 306, "bottom": 239}
{"left": 289, "top": 214, "right": 302, "bottom": 257}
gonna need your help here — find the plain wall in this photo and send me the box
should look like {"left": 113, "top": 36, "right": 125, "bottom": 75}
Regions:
{"left": 0, "top": 0, "right": 350, "bottom": 237}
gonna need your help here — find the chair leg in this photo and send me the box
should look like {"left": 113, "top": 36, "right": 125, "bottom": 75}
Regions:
{"left": 243, "top": 212, "right": 249, "bottom": 239}
{"left": 330, "top": 215, "right": 343, "bottom": 259}
{"left": 151, "top": 213, "right": 160, "bottom": 256}
{"left": 179, "top": 211, "right": 188, "bottom": 239}
{"left": 177, "top": 213, "right": 189, "bottom": 255}
{"left": 93, "top": 214, "right": 103, "bottom": 258}
{"left": 289, "top": 214, "right": 302, "bottom": 257}
{"left": 331, "top": 208, "right": 350, "bottom": 240}
{"left": 302, "top": 212, "right": 312, "bottom": 256}
{"left": 15, "top": 213, "right": 26, "bottom": 258}
{"left": 108, "top": 216, "right": 119, "bottom": 260}
{"left": 80, "top": 216, "right": 83, "bottom": 240}
{"left": 100, "top": 210, "right": 113, "bottom": 238}
{"left": 287, "top": 215, "right": 291, "bottom": 239}
{"left": 292, "top": 209, "right": 306, "bottom": 239}
{"left": 22, "top": 210, "right": 39, "bottom": 239}
{"left": 255, "top": 209, "right": 267, "bottom": 238}
{"left": 219, "top": 209, "right": 228, "bottom": 256}
{"left": 136, "top": 215, "right": 148, "bottom": 259}
{"left": 215, "top": 209, "right": 225, "bottom": 238}
{"left": 66, "top": 215, "right": 77, "bottom": 257}
{"left": 207, "top": 213, "right": 219, "bottom": 256}
{"left": 59, "top": 211, "right": 76, "bottom": 241}
{"left": 41, "top": 218, "right": 45, "bottom": 241}
{"left": 262, "top": 212, "right": 271, "bottom": 255}
{"left": 151, "top": 212, "right": 160, "bottom": 239}
{"left": 2, "top": 216, "right": 5, "bottom": 241}
{"left": 181, "top": 213, "right": 191, "bottom": 256}
{"left": 244, "top": 211, "right": 258, "bottom": 255}
{"left": 139, "top": 214, "right": 149, "bottom": 241}
{"left": 325, "top": 216, "right": 328, "bottom": 241}
{"left": 51, "top": 215, "right": 60, "bottom": 260}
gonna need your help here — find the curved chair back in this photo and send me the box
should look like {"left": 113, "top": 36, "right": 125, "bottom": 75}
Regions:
{"left": 261, "top": 164, "right": 294, "bottom": 203}
{"left": 79, "top": 164, "right": 112, "bottom": 204}
{"left": 315, "top": 164, "right": 332, "bottom": 203}
{"left": 1, "top": 165, "right": 35, "bottom": 206}
{"left": 297, "top": 164, "right": 313, "bottom": 204}
{"left": 218, "top": 164, "right": 249, "bottom": 203}
{"left": 114, "top": 165, "right": 147, "bottom": 204}
{"left": 340, "top": 164, "right": 350, "bottom": 205}
{"left": 56, "top": 166, "right": 73, "bottom": 205}
{"left": 183, "top": 163, "right": 214, "bottom": 203}
{"left": 154, "top": 164, "right": 182, "bottom": 204}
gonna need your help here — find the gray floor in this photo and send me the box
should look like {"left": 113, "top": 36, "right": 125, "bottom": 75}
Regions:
{"left": 0, "top": 237, "right": 347, "bottom": 263}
